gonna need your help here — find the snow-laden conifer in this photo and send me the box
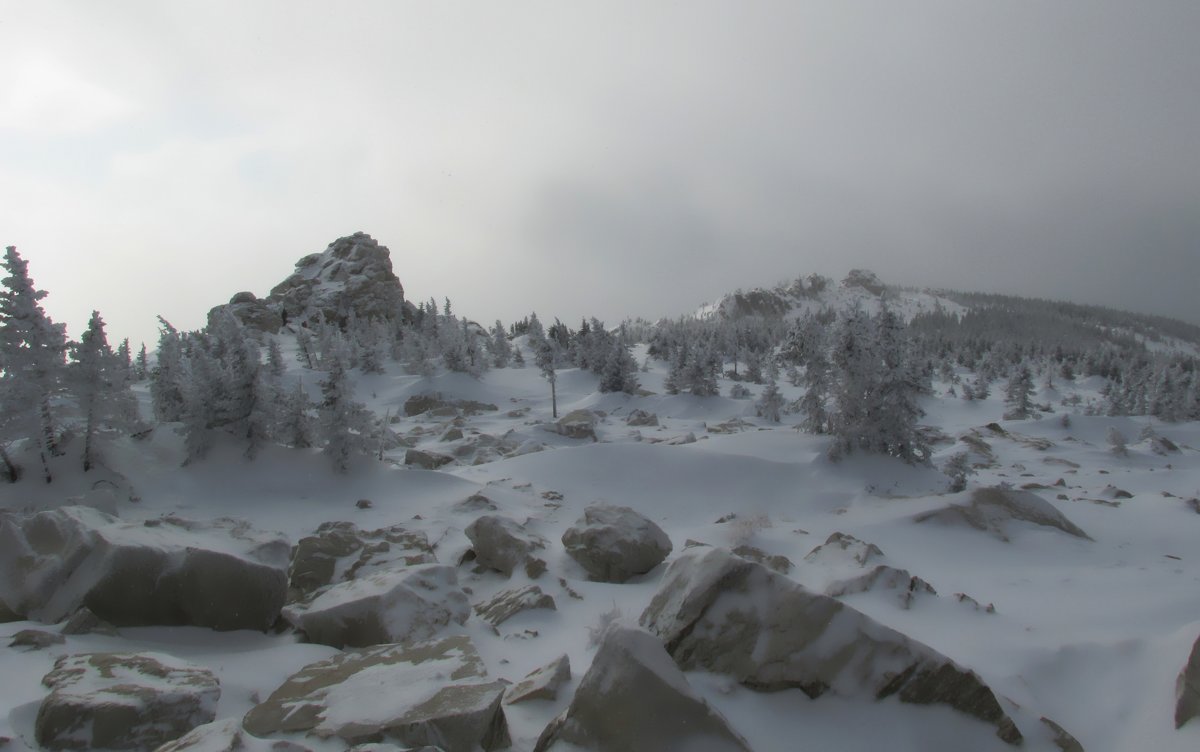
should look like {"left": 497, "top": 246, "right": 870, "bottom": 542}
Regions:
{"left": 0, "top": 246, "right": 69, "bottom": 482}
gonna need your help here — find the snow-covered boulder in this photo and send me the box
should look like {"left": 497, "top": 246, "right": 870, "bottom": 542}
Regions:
{"left": 36, "top": 652, "right": 219, "bottom": 751}
{"left": 640, "top": 547, "right": 1022, "bottom": 745}
{"left": 10, "top": 629, "right": 64, "bottom": 649}
{"left": 465, "top": 515, "right": 548, "bottom": 578}
{"left": 288, "top": 521, "right": 436, "bottom": 603}
{"left": 1178, "top": 632, "right": 1200, "bottom": 729}
{"left": 152, "top": 718, "right": 252, "bottom": 752}
{"left": 267, "top": 232, "right": 408, "bottom": 329}
{"left": 281, "top": 564, "right": 469, "bottom": 649}
{"left": 562, "top": 503, "right": 673, "bottom": 583}
{"left": 546, "top": 409, "right": 599, "bottom": 441}
{"left": 533, "top": 626, "right": 752, "bottom": 752}
{"left": 0, "top": 507, "right": 289, "bottom": 631}
{"left": 405, "top": 449, "right": 455, "bottom": 470}
{"left": 731, "top": 544, "right": 792, "bottom": 574}
{"left": 209, "top": 292, "right": 282, "bottom": 334}
{"left": 803, "top": 531, "right": 885, "bottom": 567}
{"left": 242, "top": 635, "right": 510, "bottom": 751}
{"left": 474, "top": 585, "right": 556, "bottom": 627}
{"left": 625, "top": 409, "right": 659, "bottom": 427}
{"left": 825, "top": 565, "right": 938, "bottom": 609}
{"left": 914, "top": 487, "right": 1092, "bottom": 542}
{"left": 505, "top": 655, "right": 571, "bottom": 705}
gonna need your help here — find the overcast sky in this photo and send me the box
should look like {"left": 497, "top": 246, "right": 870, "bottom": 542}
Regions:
{"left": 3, "top": 1, "right": 1198, "bottom": 347}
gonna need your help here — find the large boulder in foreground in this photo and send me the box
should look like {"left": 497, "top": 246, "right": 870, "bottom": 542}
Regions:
{"left": 640, "top": 547, "right": 1022, "bottom": 745}
{"left": 36, "top": 652, "right": 219, "bottom": 751}
{"left": 465, "top": 515, "right": 548, "bottom": 578}
{"left": 288, "top": 520, "right": 436, "bottom": 603}
{"left": 534, "top": 626, "right": 751, "bottom": 752}
{"left": 0, "top": 507, "right": 289, "bottom": 631}
{"left": 282, "top": 564, "right": 469, "bottom": 649}
{"left": 243, "top": 635, "right": 510, "bottom": 751}
{"left": 1178, "top": 632, "right": 1200, "bottom": 729}
{"left": 562, "top": 503, "right": 672, "bottom": 583}
{"left": 914, "top": 487, "right": 1091, "bottom": 542}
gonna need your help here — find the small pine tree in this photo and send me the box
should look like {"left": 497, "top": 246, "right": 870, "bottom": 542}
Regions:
{"left": 943, "top": 451, "right": 973, "bottom": 492}
{"left": 488, "top": 321, "right": 511, "bottom": 368}
{"left": 69, "top": 311, "right": 140, "bottom": 471}
{"left": 535, "top": 339, "right": 558, "bottom": 418}
{"left": 799, "top": 349, "right": 831, "bottom": 434}
{"left": 1107, "top": 426, "right": 1129, "bottom": 457}
{"left": 1004, "top": 365, "right": 1037, "bottom": 420}
{"left": 317, "top": 344, "right": 373, "bottom": 473}
{"left": 150, "top": 318, "right": 187, "bottom": 422}
{"left": 755, "top": 379, "right": 784, "bottom": 423}
{"left": 278, "top": 380, "right": 314, "bottom": 449}
{"left": 0, "top": 246, "right": 69, "bottom": 482}
{"left": 598, "top": 342, "right": 640, "bottom": 394}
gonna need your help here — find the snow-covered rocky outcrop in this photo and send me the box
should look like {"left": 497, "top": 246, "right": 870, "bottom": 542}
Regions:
{"left": 210, "top": 231, "right": 411, "bottom": 332}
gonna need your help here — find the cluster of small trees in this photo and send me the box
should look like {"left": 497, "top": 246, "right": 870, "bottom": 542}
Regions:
{"left": 0, "top": 247, "right": 143, "bottom": 483}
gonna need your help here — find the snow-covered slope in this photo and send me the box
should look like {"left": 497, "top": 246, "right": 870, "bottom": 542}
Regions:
{"left": 2, "top": 341, "right": 1198, "bottom": 752}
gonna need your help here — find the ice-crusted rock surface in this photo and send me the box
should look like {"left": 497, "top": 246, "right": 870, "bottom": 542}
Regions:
{"left": 640, "top": 547, "right": 1023, "bottom": 745}
{"left": 36, "top": 652, "right": 219, "bottom": 751}
{"left": 243, "top": 635, "right": 510, "bottom": 751}
{"left": 287, "top": 520, "right": 436, "bottom": 604}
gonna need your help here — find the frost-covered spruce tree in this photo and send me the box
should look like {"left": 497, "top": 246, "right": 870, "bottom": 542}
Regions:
{"left": 827, "top": 307, "right": 876, "bottom": 460}
{"left": 317, "top": 342, "right": 372, "bottom": 473}
{"left": 755, "top": 378, "right": 784, "bottom": 423}
{"left": 134, "top": 342, "right": 150, "bottom": 381}
{"left": 869, "top": 306, "right": 929, "bottom": 464}
{"left": 69, "top": 311, "right": 140, "bottom": 471}
{"left": 798, "top": 344, "right": 832, "bottom": 434}
{"left": 278, "top": 379, "right": 313, "bottom": 449}
{"left": 488, "top": 320, "right": 511, "bottom": 368}
{"left": 181, "top": 338, "right": 220, "bottom": 464}
{"left": 1003, "top": 365, "right": 1037, "bottom": 420}
{"left": 0, "top": 246, "right": 69, "bottom": 482}
{"left": 598, "top": 340, "right": 639, "bottom": 394}
{"left": 535, "top": 338, "right": 558, "bottom": 418}
{"left": 150, "top": 317, "right": 187, "bottom": 422}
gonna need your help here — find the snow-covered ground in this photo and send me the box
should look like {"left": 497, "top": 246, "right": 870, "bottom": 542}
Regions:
{"left": 2, "top": 341, "right": 1198, "bottom": 752}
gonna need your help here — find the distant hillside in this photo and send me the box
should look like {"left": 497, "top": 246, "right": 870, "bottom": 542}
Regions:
{"left": 694, "top": 269, "right": 1200, "bottom": 360}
